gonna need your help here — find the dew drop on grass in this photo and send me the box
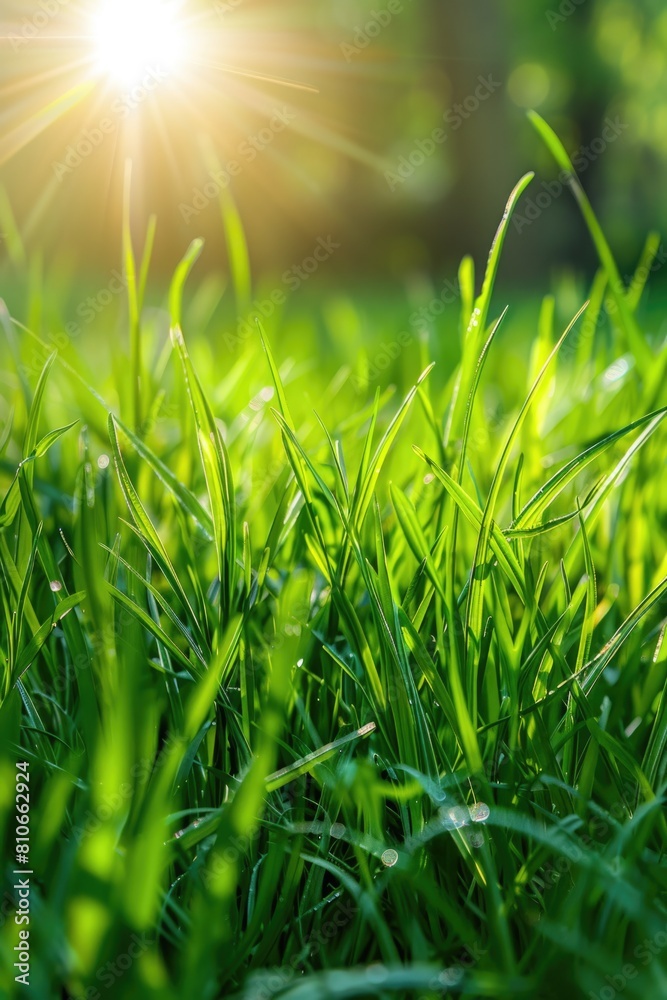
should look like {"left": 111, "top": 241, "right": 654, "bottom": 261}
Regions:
{"left": 447, "top": 806, "right": 468, "bottom": 829}
{"left": 381, "top": 848, "right": 399, "bottom": 867}
{"left": 603, "top": 358, "right": 629, "bottom": 385}
{"left": 468, "top": 307, "right": 481, "bottom": 331}
{"left": 470, "top": 802, "right": 490, "bottom": 823}
{"left": 50, "top": 581, "right": 63, "bottom": 593}
{"left": 366, "top": 964, "right": 387, "bottom": 984}
{"left": 97, "top": 454, "right": 110, "bottom": 469}
{"left": 439, "top": 966, "right": 463, "bottom": 986}
{"left": 466, "top": 830, "right": 484, "bottom": 849}
{"left": 330, "top": 823, "right": 346, "bottom": 839}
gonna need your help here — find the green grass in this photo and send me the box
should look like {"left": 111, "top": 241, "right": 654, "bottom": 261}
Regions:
{"left": 0, "top": 117, "right": 667, "bottom": 1000}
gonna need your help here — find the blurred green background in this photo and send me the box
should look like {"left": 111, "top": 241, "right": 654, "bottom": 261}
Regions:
{"left": 0, "top": 0, "right": 666, "bottom": 292}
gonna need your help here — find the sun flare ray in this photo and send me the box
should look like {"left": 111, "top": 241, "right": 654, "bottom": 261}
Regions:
{"left": 90, "top": 0, "right": 190, "bottom": 89}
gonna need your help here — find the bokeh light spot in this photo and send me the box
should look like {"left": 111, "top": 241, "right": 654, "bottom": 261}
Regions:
{"left": 508, "top": 62, "right": 551, "bottom": 109}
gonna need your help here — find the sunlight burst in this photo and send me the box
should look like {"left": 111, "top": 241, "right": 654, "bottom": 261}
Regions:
{"left": 91, "top": 0, "right": 188, "bottom": 89}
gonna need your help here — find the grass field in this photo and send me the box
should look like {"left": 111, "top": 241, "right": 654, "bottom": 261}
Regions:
{"left": 1, "top": 116, "right": 666, "bottom": 1000}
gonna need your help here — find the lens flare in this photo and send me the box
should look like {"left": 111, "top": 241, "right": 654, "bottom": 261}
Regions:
{"left": 91, "top": 0, "right": 188, "bottom": 89}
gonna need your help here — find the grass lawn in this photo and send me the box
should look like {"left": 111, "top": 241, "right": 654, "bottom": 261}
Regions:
{"left": 0, "top": 117, "right": 666, "bottom": 1000}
